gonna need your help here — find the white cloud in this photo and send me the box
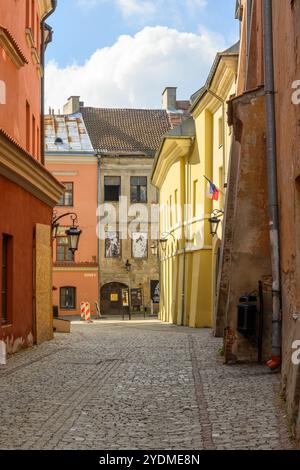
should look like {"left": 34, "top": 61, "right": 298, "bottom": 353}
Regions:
{"left": 45, "top": 25, "right": 226, "bottom": 112}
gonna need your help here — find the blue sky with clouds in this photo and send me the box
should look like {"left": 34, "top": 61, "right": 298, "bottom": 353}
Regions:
{"left": 45, "top": 0, "right": 239, "bottom": 111}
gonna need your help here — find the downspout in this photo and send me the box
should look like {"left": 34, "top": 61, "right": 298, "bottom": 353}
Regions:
{"left": 40, "top": 0, "right": 57, "bottom": 166}
{"left": 97, "top": 154, "right": 102, "bottom": 310}
{"left": 263, "top": 0, "right": 282, "bottom": 370}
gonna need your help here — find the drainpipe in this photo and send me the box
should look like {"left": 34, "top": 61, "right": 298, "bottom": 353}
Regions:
{"left": 40, "top": 0, "right": 57, "bottom": 165}
{"left": 97, "top": 154, "right": 102, "bottom": 310}
{"left": 263, "top": 0, "right": 282, "bottom": 370}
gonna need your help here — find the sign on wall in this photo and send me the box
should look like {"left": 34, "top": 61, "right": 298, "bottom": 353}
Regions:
{"left": 122, "top": 289, "right": 129, "bottom": 307}
{"left": 132, "top": 232, "right": 148, "bottom": 259}
{"left": 151, "top": 280, "right": 160, "bottom": 304}
{"left": 105, "top": 232, "right": 121, "bottom": 258}
{"left": 131, "top": 288, "right": 142, "bottom": 307}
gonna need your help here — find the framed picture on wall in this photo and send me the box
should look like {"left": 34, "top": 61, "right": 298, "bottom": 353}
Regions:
{"left": 151, "top": 280, "right": 160, "bottom": 304}
{"left": 105, "top": 232, "right": 121, "bottom": 258}
{"left": 132, "top": 232, "right": 148, "bottom": 259}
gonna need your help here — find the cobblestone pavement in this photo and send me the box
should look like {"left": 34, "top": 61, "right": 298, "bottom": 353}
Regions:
{"left": 0, "top": 319, "right": 294, "bottom": 450}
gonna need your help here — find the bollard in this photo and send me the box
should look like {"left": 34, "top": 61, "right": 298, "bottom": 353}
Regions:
{"left": 80, "top": 302, "right": 86, "bottom": 321}
{"left": 95, "top": 301, "right": 101, "bottom": 319}
{"left": 0, "top": 340, "right": 7, "bottom": 365}
{"left": 85, "top": 302, "right": 92, "bottom": 322}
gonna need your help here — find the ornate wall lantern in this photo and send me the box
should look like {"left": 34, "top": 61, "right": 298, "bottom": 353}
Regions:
{"left": 209, "top": 210, "right": 224, "bottom": 237}
{"left": 125, "top": 259, "right": 132, "bottom": 273}
{"left": 159, "top": 232, "right": 176, "bottom": 252}
{"left": 52, "top": 212, "right": 82, "bottom": 255}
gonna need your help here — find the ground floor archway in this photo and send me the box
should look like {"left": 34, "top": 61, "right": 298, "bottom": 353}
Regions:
{"left": 100, "top": 282, "right": 129, "bottom": 315}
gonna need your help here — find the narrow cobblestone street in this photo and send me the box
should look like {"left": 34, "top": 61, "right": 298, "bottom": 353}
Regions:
{"left": 0, "top": 320, "right": 293, "bottom": 450}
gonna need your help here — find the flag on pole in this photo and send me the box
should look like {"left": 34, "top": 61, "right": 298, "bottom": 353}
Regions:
{"left": 204, "top": 176, "right": 220, "bottom": 201}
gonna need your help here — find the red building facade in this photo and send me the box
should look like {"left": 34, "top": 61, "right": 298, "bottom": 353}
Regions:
{"left": 0, "top": 0, "right": 63, "bottom": 353}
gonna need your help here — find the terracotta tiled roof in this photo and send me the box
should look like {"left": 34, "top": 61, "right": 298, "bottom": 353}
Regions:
{"left": 81, "top": 107, "right": 171, "bottom": 155}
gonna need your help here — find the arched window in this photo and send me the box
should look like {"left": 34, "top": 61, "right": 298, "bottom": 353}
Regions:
{"left": 60, "top": 287, "right": 76, "bottom": 310}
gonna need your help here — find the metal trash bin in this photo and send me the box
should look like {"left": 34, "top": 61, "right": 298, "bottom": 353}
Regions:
{"left": 53, "top": 305, "right": 59, "bottom": 319}
{"left": 237, "top": 295, "right": 258, "bottom": 336}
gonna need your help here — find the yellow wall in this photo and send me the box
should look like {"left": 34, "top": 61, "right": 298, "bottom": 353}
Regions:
{"left": 157, "top": 132, "right": 213, "bottom": 328}
{"left": 153, "top": 59, "right": 237, "bottom": 330}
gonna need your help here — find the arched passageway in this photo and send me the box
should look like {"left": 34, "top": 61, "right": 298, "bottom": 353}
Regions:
{"left": 100, "top": 282, "right": 128, "bottom": 315}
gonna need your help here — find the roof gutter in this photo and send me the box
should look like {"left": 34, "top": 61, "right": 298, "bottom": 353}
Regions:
{"left": 40, "top": 0, "right": 57, "bottom": 166}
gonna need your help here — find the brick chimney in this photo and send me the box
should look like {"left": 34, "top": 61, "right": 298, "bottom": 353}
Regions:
{"left": 162, "top": 87, "right": 177, "bottom": 111}
{"left": 63, "top": 96, "right": 81, "bottom": 114}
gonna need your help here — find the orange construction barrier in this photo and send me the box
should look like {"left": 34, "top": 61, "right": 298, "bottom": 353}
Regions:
{"left": 85, "top": 302, "right": 91, "bottom": 322}
{"left": 80, "top": 301, "right": 86, "bottom": 321}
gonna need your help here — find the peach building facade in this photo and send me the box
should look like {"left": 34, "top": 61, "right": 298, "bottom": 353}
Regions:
{"left": 45, "top": 112, "right": 99, "bottom": 317}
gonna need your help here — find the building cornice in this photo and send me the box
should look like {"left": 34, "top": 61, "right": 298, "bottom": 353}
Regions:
{"left": 0, "top": 129, "right": 64, "bottom": 207}
{"left": 0, "top": 26, "right": 28, "bottom": 68}
{"left": 53, "top": 266, "right": 99, "bottom": 272}
{"left": 152, "top": 136, "right": 194, "bottom": 188}
{"left": 190, "top": 50, "right": 239, "bottom": 117}
{"left": 192, "top": 62, "right": 238, "bottom": 118}
{"left": 101, "top": 164, "right": 154, "bottom": 171}
{"left": 45, "top": 154, "right": 97, "bottom": 165}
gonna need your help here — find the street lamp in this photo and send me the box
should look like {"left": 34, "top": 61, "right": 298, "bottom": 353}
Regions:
{"left": 66, "top": 218, "right": 82, "bottom": 255}
{"left": 209, "top": 210, "right": 224, "bottom": 237}
{"left": 159, "top": 231, "right": 176, "bottom": 252}
{"left": 125, "top": 259, "right": 132, "bottom": 273}
{"left": 52, "top": 212, "right": 82, "bottom": 255}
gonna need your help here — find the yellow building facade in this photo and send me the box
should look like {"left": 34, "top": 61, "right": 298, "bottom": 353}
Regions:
{"left": 152, "top": 43, "right": 239, "bottom": 328}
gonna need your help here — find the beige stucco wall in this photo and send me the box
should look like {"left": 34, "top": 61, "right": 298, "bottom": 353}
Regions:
{"left": 99, "top": 155, "right": 159, "bottom": 309}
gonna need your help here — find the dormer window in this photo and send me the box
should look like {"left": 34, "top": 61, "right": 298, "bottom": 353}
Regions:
{"left": 55, "top": 137, "right": 63, "bottom": 145}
